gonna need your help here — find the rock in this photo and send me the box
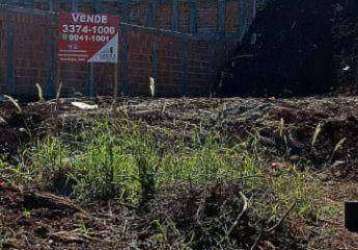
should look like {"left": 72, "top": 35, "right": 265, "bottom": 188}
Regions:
{"left": 71, "top": 102, "right": 98, "bottom": 110}
{"left": 50, "top": 231, "right": 85, "bottom": 243}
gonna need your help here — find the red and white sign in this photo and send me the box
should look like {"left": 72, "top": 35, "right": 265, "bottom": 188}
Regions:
{"left": 58, "top": 12, "right": 120, "bottom": 63}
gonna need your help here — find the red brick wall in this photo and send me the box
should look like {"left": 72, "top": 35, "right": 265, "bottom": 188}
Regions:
{"left": 126, "top": 30, "right": 153, "bottom": 96}
{"left": 198, "top": 0, "right": 218, "bottom": 33}
{"left": 226, "top": 1, "right": 239, "bottom": 32}
{"left": 0, "top": 2, "right": 245, "bottom": 98}
{"left": 0, "top": 14, "right": 5, "bottom": 94}
{"left": 0, "top": 10, "right": 51, "bottom": 97}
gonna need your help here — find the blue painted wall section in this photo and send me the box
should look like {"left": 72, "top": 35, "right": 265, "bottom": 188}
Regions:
{"left": 171, "top": 0, "right": 178, "bottom": 32}
{"left": 238, "top": 0, "right": 249, "bottom": 40}
{"left": 86, "top": 0, "right": 102, "bottom": 97}
{"left": 180, "top": 38, "right": 188, "bottom": 96}
{"left": 151, "top": 38, "right": 158, "bottom": 95}
{"left": 146, "top": 0, "right": 157, "bottom": 28}
{"left": 169, "top": 0, "right": 187, "bottom": 95}
{"left": 189, "top": 0, "right": 198, "bottom": 34}
{"left": 71, "top": 0, "right": 78, "bottom": 12}
{"left": 48, "top": 0, "right": 54, "bottom": 12}
{"left": 45, "top": 12, "right": 56, "bottom": 98}
{"left": 92, "top": 0, "right": 101, "bottom": 13}
{"left": 25, "top": 0, "right": 33, "bottom": 8}
{"left": 6, "top": 15, "right": 15, "bottom": 95}
{"left": 218, "top": 0, "right": 226, "bottom": 35}
{"left": 45, "top": 1, "right": 55, "bottom": 97}
{"left": 120, "top": 0, "right": 129, "bottom": 95}
{"left": 148, "top": 0, "right": 158, "bottom": 95}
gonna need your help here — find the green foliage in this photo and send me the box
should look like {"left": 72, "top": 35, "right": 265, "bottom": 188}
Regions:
{"left": 0, "top": 112, "right": 334, "bottom": 249}
{"left": 264, "top": 165, "right": 319, "bottom": 221}
{"left": 32, "top": 137, "right": 69, "bottom": 174}
{"left": 158, "top": 143, "right": 243, "bottom": 186}
{"left": 25, "top": 116, "right": 321, "bottom": 234}
{"left": 30, "top": 137, "right": 70, "bottom": 190}
{"left": 28, "top": 118, "right": 260, "bottom": 205}
{"left": 69, "top": 121, "right": 250, "bottom": 203}
{"left": 22, "top": 208, "right": 31, "bottom": 220}
{"left": 71, "top": 123, "right": 142, "bottom": 202}
{"left": 0, "top": 157, "right": 5, "bottom": 169}
{"left": 0, "top": 154, "right": 32, "bottom": 186}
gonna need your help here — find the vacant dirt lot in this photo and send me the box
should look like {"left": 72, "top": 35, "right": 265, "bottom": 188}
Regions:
{"left": 1, "top": 97, "right": 357, "bottom": 249}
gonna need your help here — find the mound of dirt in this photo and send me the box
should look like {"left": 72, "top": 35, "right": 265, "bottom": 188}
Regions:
{"left": 219, "top": 0, "right": 358, "bottom": 97}
{"left": 1, "top": 97, "right": 358, "bottom": 178}
{"left": 0, "top": 100, "right": 71, "bottom": 157}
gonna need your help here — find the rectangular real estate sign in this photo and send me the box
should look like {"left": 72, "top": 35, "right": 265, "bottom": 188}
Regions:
{"left": 58, "top": 12, "right": 120, "bottom": 63}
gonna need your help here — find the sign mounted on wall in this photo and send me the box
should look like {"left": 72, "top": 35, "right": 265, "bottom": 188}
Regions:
{"left": 58, "top": 12, "right": 120, "bottom": 64}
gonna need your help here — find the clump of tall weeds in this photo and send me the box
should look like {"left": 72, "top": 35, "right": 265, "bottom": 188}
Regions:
{"left": 27, "top": 118, "right": 250, "bottom": 204}
{"left": 22, "top": 116, "right": 327, "bottom": 248}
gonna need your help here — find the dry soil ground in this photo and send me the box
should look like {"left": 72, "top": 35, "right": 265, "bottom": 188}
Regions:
{"left": 0, "top": 97, "right": 357, "bottom": 249}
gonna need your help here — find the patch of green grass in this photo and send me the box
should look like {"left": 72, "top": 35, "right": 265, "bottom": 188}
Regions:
{"left": 24, "top": 117, "right": 324, "bottom": 232}
{"left": 271, "top": 166, "right": 313, "bottom": 216}
{"left": 317, "top": 203, "right": 340, "bottom": 221}
{"left": 1, "top": 114, "right": 335, "bottom": 249}
{"left": 27, "top": 118, "right": 262, "bottom": 204}
{"left": 34, "top": 137, "right": 69, "bottom": 171}
{"left": 0, "top": 154, "right": 32, "bottom": 186}
{"left": 158, "top": 144, "right": 240, "bottom": 185}
{"left": 29, "top": 137, "right": 70, "bottom": 190}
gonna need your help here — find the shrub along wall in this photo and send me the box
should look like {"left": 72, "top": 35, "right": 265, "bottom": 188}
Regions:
{"left": 220, "top": 0, "right": 358, "bottom": 97}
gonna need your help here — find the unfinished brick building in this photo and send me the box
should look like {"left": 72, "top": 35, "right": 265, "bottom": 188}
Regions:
{"left": 0, "top": 0, "right": 256, "bottom": 99}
